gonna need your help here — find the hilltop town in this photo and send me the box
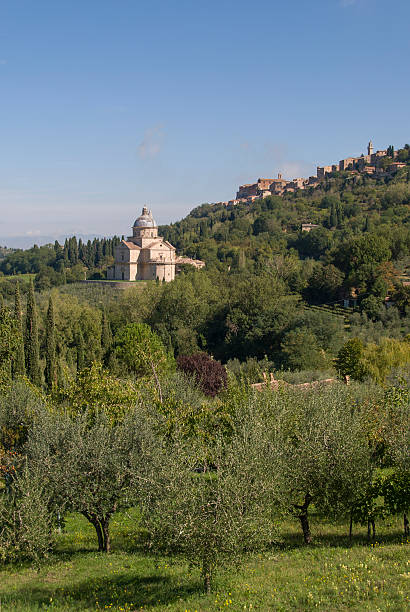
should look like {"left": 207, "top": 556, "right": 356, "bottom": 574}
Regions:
{"left": 216, "top": 142, "right": 407, "bottom": 206}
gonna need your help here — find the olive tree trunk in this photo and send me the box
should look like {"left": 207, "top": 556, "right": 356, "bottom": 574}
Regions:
{"left": 404, "top": 514, "right": 409, "bottom": 537}
{"left": 202, "top": 559, "right": 212, "bottom": 594}
{"left": 82, "top": 511, "right": 113, "bottom": 552}
{"left": 294, "top": 493, "right": 313, "bottom": 544}
{"left": 367, "top": 518, "right": 376, "bottom": 543}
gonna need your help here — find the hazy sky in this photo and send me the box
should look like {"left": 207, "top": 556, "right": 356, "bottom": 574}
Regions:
{"left": 0, "top": 0, "right": 409, "bottom": 243}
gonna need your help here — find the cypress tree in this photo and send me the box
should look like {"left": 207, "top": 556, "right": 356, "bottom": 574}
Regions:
{"left": 25, "top": 279, "right": 41, "bottom": 386}
{"left": 78, "top": 238, "right": 85, "bottom": 264}
{"left": 68, "top": 236, "right": 79, "bottom": 265}
{"left": 45, "top": 295, "right": 57, "bottom": 390}
{"left": 330, "top": 203, "right": 338, "bottom": 228}
{"left": 86, "top": 240, "right": 93, "bottom": 267}
{"left": 73, "top": 236, "right": 79, "bottom": 263}
{"left": 63, "top": 239, "right": 69, "bottom": 265}
{"left": 76, "top": 327, "right": 85, "bottom": 372}
{"left": 101, "top": 309, "right": 112, "bottom": 363}
{"left": 0, "top": 303, "right": 17, "bottom": 383}
{"left": 13, "top": 282, "right": 26, "bottom": 377}
{"left": 238, "top": 249, "right": 246, "bottom": 270}
{"left": 96, "top": 241, "right": 103, "bottom": 266}
{"left": 336, "top": 202, "right": 344, "bottom": 227}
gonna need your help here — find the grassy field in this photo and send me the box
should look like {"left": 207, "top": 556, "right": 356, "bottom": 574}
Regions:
{"left": 56, "top": 280, "right": 152, "bottom": 304}
{"left": 0, "top": 511, "right": 408, "bottom": 611}
{"left": 0, "top": 273, "right": 35, "bottom": 285}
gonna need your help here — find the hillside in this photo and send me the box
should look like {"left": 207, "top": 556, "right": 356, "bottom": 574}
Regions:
{"left": 0, "top": 144, "right": 409, "bottom": 374}
{"left": 160, "top": 149, "right": 410, "bottom": 302}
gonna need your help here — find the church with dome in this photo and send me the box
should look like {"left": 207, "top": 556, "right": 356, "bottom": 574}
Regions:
{"left": 107, "top": 207, "right": 176, "bottom": 282}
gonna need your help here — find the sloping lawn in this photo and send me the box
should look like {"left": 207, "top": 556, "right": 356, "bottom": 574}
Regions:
{"left": 0, "top": 512, "right": 408, "bottom": 611}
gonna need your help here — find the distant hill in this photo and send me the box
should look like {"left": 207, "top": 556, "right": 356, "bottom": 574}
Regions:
{"left": 0, "top": 233, "right": 108, "bottom": 250}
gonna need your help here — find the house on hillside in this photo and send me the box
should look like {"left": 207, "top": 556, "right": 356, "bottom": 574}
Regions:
{"left": 301, "top": 223, "right": 319, "bottom": 232}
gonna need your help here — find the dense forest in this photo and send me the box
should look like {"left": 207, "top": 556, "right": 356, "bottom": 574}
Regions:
{"left": 0, "top": 236, "right": 121, "bottom": 291}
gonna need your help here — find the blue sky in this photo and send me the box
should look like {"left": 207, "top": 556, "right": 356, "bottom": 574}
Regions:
{"left": 0, "top": 0, "right": 409, "bottom": 244}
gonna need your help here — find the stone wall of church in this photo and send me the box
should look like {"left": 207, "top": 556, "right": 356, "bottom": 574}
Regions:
{"left": 154, "top": 263, "right": 175, "bottom": 282}
{"left": 114, "top": 262, "right": 138, "bottom": 281}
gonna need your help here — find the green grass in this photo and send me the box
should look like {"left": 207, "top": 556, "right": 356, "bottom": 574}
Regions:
{"left": 0, "top": 273, "right": 35, "bottom": 283}
{"left": 0, "top": 512, "right": 408, "bottom": 611}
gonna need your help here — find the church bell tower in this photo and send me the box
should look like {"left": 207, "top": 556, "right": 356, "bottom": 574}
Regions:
{"left": 367, "top": 140, "right": 374, "bottom": 156}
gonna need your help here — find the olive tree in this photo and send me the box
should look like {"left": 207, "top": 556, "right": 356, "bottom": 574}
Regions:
{"left": 136, "top": 402, "right": 281, "bottom": 593}
{"left": 0, "top": 379, "right": 46, "bottom": 492}
{"left": 382, "top": 383, "right": 410, "bottom": 535}
{"left": 383, "top": 383, "right": 410, "bottom": 472}
{"left": 258, "top": 384, "right": 375, "bottom": 543}
{"left": 26, "top": 408, "right": 143, "bottom": 552}
{"left": 0, "top": 466, "right": 55, "bottom": 564}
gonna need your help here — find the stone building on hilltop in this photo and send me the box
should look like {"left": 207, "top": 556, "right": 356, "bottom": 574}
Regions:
{"left": 231, "top": 141, "right": 403, "bottom": 208}
{"left": 107, "top": 207, "right": 176, "bottom": 282}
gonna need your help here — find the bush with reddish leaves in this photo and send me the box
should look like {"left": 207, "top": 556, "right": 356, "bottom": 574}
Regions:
{"left": 176, "top": 353, "right": 227, "bottom": 397}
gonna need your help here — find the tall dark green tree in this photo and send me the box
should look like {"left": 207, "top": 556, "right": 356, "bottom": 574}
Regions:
{"left": 25, "top": 280, "right": 42, "bottom": 386}
{"left": 334, "top": 338, "right": 368, "bottom": 382}
{"left": 86, "top": 240, "right": 93, "bottom": 267}
{"left": 336, "top": 201, "right": 344, "bottom": 227}
{"left": 76, "top": 327, "right": 85, "bottom": 372}
{"left": 78, "top": 238, "right": 86, "bottom": 264}
{"left": 95, "top": 241, "right": 103, "bottom": 267}
{"left": 330, "top": 203, "right": 338, "bottom": 228}
{"left": 13, "top": 282, "right": 26, "bottom": 377}
{"left": 45, "top": 295, "right": 57, "bottom": 390}
{"left": 63, "top": 239, "right": 69, "bottom": 266}
{"left": 68, "top": 236, "right": 78, "bottom": 265}
{"left": 0, "top": 304, "right": 19, "bottom": 384}
{"left": 101, "top": 309, "right": 112, "bottom": 365}
{"left": 238, "top": 249, "right": 246, "bottom": 270}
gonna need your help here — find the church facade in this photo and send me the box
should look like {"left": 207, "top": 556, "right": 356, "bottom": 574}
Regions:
{"left": 107, "top": 207, "right": 176, "bottom": 282}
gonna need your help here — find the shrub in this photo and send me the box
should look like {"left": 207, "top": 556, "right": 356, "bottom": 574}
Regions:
{"left": 334, "top": 338, "right": 369, "bottom": 381}
{"left": 177, "top": 353, "right": 227, "bottom": 397}
{"left": 114, "top": 323, "right": 173, "bottom": 379}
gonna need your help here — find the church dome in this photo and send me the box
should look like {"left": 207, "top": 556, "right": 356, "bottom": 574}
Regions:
{"left": 133, "top": 206, "right": 157, "bottom": 228}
